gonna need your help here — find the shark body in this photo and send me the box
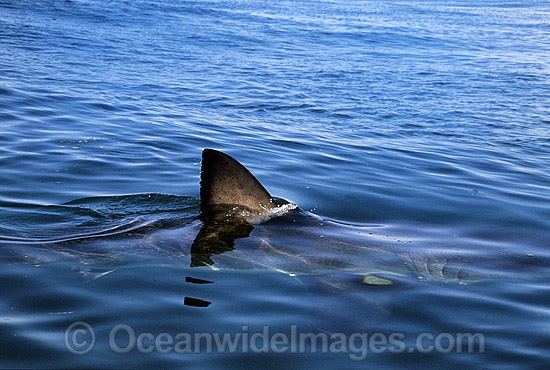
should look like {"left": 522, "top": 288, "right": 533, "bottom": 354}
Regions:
{"left": 0, "top": 149, "right": 504, "bottom": 285}
{"left": 191, "top": 149, "right": 491, "bottom": 284}
{"left": 2, "top": 148, "right": 544, "bottom": 332}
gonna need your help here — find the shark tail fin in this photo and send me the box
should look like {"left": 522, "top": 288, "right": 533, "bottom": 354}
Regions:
{"left": 200, "top": 149, "right": 276, "bottom": 215}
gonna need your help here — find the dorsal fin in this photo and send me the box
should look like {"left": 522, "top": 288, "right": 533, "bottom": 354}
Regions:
{"left": 200, "top": 149, "right": 276, "bottom": 214}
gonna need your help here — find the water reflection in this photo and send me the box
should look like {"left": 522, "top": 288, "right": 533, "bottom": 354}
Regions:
{"left": 185, "top": 276, "right": 214, "bottom": 285}
{"left": 184, "top": 276, "right": 213, "bottom": 308}
{"left": 190, "top": 209, "right": 254, "bottom": 267}
{"left": 188, "top": 210, "right": 409, "bottom": 333}
{"left": 183, "top": 297, "right": 211, "bottom": 308}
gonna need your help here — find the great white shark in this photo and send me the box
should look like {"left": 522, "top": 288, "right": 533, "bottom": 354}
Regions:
{"left": 1, "top": 148, "right": 544, "bottom": 332}
{"left": 190, "top": 149, "right": 546, "bottom": 331}
{"left": 192, "top": 149, "right": 486, "bottom": 283}
{"left": 1, "top": 148, "right": 537, "bottom": 284}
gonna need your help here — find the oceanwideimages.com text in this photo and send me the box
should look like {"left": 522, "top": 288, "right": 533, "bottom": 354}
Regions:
{"left": 65, "top": 322, "right": 485, "bottom": 361}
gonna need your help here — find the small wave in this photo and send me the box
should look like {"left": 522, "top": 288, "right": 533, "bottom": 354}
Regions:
{"left": 63, "top": 193, "right": 198, "bottom": 216}
{"left": 0, "top": 217, "right": 147, "bottom": 244}
{"left": 0, "top": 194, "right": 199, "bottom": 244}
{"left": 249, "top": 203, "right": 299, "bottom": 224}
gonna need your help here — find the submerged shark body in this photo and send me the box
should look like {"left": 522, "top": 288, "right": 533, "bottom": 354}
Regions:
{"left": 1, "top": 149, "right": 544, "bottom": 331}
{"left": 0, "top": 149, "right": 520, "bottom": 284}
{"left": 192, "top": 149, "right": 486, "bottom": 284}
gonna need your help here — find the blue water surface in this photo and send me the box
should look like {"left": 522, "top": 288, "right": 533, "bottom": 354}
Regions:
{"left": 1, "top": 0, "right": 550, "bottom": 368}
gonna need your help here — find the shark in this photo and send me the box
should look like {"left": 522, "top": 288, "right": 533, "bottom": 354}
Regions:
{"left": 0, "top": 148, "right": 544, "bottom": 332}
{"left": 191, "top": 149, "right": 488, "bottom": 284}
{"left": 1, "top": 148, "right": 529, "bottom": 284}
{"left": 187, "top": 149, "right": 548, "bottom": 331}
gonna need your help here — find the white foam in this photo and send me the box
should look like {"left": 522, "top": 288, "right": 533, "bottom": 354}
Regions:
{"left": 249, "top": 203, "right": 299, "bottom": 224}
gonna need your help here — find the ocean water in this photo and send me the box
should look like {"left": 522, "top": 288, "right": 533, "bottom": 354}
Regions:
{"left": 1, "top": 0, "right": 550, "bottom": 368}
